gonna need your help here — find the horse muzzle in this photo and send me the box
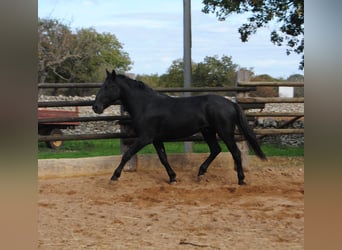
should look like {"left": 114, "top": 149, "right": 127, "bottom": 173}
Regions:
{"left": 92, "top": 103, "right": 104, "bottom": 114}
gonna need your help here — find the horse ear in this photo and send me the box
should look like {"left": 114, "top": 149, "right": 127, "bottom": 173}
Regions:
{"left": 106, "top": 69, "right": 110, "bottom": 76}
{"left": 111, "top": 70, "right": 116, "bottom": 79}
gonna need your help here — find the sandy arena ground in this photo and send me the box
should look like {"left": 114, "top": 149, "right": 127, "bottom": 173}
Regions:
{"left": 38, "top": 156, "right": 304, "bottom": 249}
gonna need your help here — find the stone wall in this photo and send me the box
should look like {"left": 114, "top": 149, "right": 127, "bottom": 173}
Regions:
{"left": 255, "top": 119, "right": 304, "bottom": 147}
{"left": 251, "top": 103, "right": 304, "bottom": 147}
{"left": 38, "top": 95, "right": 121, "bottom": 135}
{"left": 39, "top": 95, "right": 304, "bottom": 146}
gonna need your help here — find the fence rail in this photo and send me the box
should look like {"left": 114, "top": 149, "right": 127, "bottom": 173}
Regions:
{"left": 245, "top": 112, "right": 304, "bottom": 117}
{"left": 237, "top": 97, "right": 304, "bottom": 103}
{"left": 38, "top": 115, "right": 129, "bottom": 123}
{"left": 38, "top": 129, "right": 304, "bottom": 142}
{"left": 237, "top": 81, "right": 304, "bottom": 87}
{"left": 38, "top": 81, "right": 304, "bottom": 88}
{"left": 38, "top": 112, "right": 305, "bottom": 123}
{"left": 38, "top": 83, "right": 256, "bottom": 93}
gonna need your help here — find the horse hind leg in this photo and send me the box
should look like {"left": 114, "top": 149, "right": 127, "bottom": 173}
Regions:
{"left": 198, "top": 129, "right": 221, "bottom": 178}
{"left": 153, "top": 141, "right": 177, "bottom": 184}
{"left": 219, "top": 132, "right": 246, "bottom": 185}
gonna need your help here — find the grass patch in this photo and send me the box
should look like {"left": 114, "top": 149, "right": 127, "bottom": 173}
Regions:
{"left": 38, "top": 139, "right": 303, "bottom": 159}
{"left": 257, "top": 143, "right": 304, "bottom": 157}
{"left": 38, "top": 140, "right": 120, "bottom": 159}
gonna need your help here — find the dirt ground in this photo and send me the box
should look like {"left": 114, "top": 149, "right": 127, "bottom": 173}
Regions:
{"left": 38, "top": 156, "right": 304, "bottom": 249}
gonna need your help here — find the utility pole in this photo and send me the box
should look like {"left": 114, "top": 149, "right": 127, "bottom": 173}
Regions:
{"left": 183, "top": 0, "right": 193, "bottom": 153}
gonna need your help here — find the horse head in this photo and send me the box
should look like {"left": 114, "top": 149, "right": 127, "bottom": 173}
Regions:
{"left": 92, "top": 69, "right": 121, "bottom": 114}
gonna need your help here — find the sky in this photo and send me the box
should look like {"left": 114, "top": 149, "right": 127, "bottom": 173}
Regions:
{"left": 38, "top": 0, "right": 303, "bottom": 81}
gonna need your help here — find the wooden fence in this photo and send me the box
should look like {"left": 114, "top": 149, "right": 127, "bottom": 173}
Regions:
{"left": 38, "top": 70, "right": 304, "bottom": 143}
{"left": 236, "top": 69, "right": 304, "bottom": 136}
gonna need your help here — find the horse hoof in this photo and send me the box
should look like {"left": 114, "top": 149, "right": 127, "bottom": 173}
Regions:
{"left": 197, "top": 175, "right": 209, "bottom": 183}
{"left": 238, "top": 180, "right": 246, "bottom": 185}
{"left": 170, "top": 180, "right": 177, "bottom": 185}
{"left": 109, "top": 176, "right": 119, "bottom": 184}
{"left": 197, "top": 175, "right": 205, "bottom": 182}
{"left": 108, "top": 180, "right": 118, "bottom": 186}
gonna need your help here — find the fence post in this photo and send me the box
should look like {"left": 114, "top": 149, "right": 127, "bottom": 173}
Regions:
{"left": 236, "top": 69, "right": 251, "bottom": 171}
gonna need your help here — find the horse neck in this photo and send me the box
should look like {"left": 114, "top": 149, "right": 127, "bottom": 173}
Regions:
{"left": 118, "top": 81, "right": 154, "bottom": 117}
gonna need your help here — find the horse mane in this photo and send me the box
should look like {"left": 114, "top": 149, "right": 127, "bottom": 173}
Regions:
{"left": 117, "top": 74, "right": 160, "bottom": 96}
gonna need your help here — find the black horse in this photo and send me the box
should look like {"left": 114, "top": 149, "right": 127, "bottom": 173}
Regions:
{"left": 93, "top": 70, "right": 266, "bottom": 185}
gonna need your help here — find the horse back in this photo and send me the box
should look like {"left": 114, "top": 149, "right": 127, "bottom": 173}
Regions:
{"left": 136, "top": 94, "right": 236, "bottom": 139}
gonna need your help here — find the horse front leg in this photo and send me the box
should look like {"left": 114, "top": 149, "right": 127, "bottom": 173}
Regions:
{"left": 153, "top": 141, "right": 177, "bottom": 184}
{"left": 111, "top": 138, "right": 149, "bottom": 182}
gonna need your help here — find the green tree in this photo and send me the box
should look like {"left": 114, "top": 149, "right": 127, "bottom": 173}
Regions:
{"left": 288, "top": 74, "right": 304, "bottom": 97}
{"left": 63, "top": 28, "right": 132, "bottom": 84}
{"left": 159, "top": 59, "right": 185, "bottom": 88}
{"left": 202, "top": 0, "right": 304, "bottom": 70}
{"left": 192, "top": 55, "right": 237, "bottom": 88}
{"left": 287, "top": 74, "right": 304, "bottom": 82}
{"left": 159, "top": 55, "right": 238, "bottom": 93}
{"left": 250, "top": 74, "right": 279, "bottom": 97}
{"left": 38, "top": 18, "right": 75, "bottom": 83}
{"left": 38, "top": 18, "right": 132, "bottom": 91}
{"left": 136, "top": 74, "right": 161, "bottom": 89}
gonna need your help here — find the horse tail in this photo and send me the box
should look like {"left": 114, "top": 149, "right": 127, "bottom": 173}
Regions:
{"left": 234, "top": 103, "right": 267, "bottom": 160}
